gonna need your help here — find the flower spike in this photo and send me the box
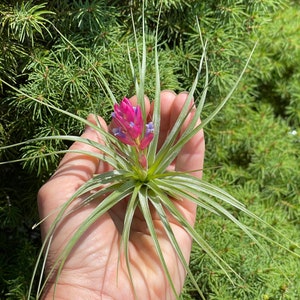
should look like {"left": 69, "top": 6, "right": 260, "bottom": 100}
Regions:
{"left": 111, "top": 97, "right": 154, "bottom": 151}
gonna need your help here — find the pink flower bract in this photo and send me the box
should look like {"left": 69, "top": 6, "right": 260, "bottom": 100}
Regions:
{"left": 111, "top": 97, "right": 154, "bottom": 150}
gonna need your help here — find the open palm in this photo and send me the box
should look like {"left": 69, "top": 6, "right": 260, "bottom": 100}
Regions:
{"left": 38, "top": 91, "right": 205, "bottom": 300}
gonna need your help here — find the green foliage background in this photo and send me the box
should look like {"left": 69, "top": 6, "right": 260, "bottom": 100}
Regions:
{"left": 0, "top": 0, "right": 299, "bottom": 299}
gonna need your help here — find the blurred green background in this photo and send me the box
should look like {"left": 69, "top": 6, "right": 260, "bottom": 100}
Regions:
{"left": 0, "top": 1, "right": 299, "bottom": 299}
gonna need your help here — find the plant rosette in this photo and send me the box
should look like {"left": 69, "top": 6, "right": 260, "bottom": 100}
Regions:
{"left": 28, "top": 82, "right": 286, "bottom": 300}
{"left": 35, "top": 90, "right": 210, "bottom": 299}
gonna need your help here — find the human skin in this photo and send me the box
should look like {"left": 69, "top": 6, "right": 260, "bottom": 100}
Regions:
{"left": 37, "top": 90, "right": 205, "bottom": 300}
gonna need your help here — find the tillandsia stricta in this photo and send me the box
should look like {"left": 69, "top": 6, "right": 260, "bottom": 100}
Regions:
{"left": 35, "top": 91, "right": 206, "bottom": 300}
{"left": 0, "top": 5, "right": 299, "bottom": 300}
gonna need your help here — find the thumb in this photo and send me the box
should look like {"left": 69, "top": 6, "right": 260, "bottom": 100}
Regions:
{"left": 38, "top": 115, "right": 109, "bottom": 215}
{"left": 53, "top": 114, "right": 108, "bottom": 183}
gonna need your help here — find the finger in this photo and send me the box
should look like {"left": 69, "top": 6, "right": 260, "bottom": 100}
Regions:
{"left": 171, "top": 93, "right": 205, "bottom": 223}
{"left": 54, "top": 114, "right": 109, "bottom": 181}
{"left": 176, "top": 123, "right": 205, "bottom": 221}
{"left": 175, "top": 120, "right": 205, "bottom": 178}
{"left": 169, "top": 91, "right": 194, "bottom": 132}
{"left": 38, "top": 115, "right": 109, "bottom": 212}
{"left": 168, "top": 92, "right": 204, "bottom": 176}
{"left": 161, "top": 92, "right": 193, "bottom": 171}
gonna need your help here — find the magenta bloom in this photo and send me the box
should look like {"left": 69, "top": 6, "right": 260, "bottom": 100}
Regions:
{"left": 140, "top": 122, "right": 154, "bottom": 150}
{"left": 111, "top": 97, "right": 154, "bottom": 149}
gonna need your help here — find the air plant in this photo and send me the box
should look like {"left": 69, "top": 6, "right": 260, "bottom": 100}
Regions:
{"left": 1, "top": 5, "right": 299, "bottom": 300}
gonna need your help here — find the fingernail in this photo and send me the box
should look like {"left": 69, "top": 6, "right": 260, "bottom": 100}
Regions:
{"left": 161, "top": 89, "right": 177, "bottom": 95}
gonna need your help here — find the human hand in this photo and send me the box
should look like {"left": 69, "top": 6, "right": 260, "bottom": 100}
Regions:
{"left": 37, "top": 90, "right": 205, "bottom": 300}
